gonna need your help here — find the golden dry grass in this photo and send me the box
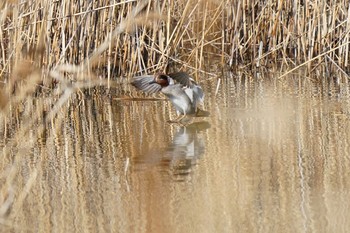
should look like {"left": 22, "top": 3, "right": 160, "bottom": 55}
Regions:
{"left": 1, "top": 0, "right": 350, "bottom": 81}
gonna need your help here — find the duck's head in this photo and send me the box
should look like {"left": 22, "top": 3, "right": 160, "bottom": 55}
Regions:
{"left": 149, "top": 74, "right": 170, "bottom": 87}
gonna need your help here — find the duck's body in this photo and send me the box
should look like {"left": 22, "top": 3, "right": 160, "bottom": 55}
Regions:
{"left": 131, "top": 72, "right": 209, "bottom": 121}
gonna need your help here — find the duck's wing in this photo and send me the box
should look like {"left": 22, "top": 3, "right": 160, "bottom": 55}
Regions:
{"left": 168, "top": 72, "right": 195, "bottom": 87}
{"left": 184, "top": 85, "right": 205, "bottom": 108}
{"left": 184, "top": 88, "right": 194, "bottom": 103}
{"left": 170, "top": 72, "right": 205, "bottom": 107}
{"left": 192, "top": 85, "right": 204, "bottom": 105}
{"left": 130, "top": 75, "right": 162, "bottom": 94}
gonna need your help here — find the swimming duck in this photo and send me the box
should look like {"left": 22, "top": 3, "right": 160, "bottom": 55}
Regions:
{"left": 131, "top": 72, "right": 209, "bottom": 122}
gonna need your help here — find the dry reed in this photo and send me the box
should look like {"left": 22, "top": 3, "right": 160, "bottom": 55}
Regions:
{"left": 1, "top": 0, "right": 349, "bottom": 81}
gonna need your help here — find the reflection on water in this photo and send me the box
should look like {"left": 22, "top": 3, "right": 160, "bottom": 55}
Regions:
{"left": 132, "top": 121, "right": 210, "bottom": 180}
{"left": 1, "top": 73, "right": 350, "bottom": 232}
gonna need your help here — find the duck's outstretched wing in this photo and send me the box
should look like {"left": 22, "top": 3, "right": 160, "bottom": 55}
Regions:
{"left": 131, "top": 75, "right": 162, "bottom": 94}
{"left": 192, "top": 85, "right": 204, "bottom": 105}
{"left": 168, "top": 72, "right": 195, "bottom": 87}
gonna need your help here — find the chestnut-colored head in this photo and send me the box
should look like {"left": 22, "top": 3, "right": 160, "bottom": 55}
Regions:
{"left": 150, "top": 74, "right": 170, "bottom": 87}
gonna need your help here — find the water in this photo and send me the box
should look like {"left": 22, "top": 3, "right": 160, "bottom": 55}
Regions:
{"left": 1, "top": 73, "right": 350, "bottom": 232}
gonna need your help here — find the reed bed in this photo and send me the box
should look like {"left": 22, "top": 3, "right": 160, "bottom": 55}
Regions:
{"left": 1, "top": 0, "right": 350, "bottom": 227}
{"left": 1, "top": 0, "right": 350, "bottom": 81}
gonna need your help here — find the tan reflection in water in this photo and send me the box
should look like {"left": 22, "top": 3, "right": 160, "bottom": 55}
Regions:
{"left": 1, "top": 76, "right": 350, "bottom": 232}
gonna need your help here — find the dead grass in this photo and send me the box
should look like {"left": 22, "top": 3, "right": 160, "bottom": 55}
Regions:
{"left": 1, "top": 0, "right": 350, "bottom": 79}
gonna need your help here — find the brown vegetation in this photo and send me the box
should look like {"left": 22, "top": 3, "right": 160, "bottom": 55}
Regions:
{"left": 0, "top": 0, "right": 349, "bottom": 82}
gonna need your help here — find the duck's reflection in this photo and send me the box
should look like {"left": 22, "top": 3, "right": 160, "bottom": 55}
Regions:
{"left": 133, "top": 121, "right": 210, "bottom": 179}
{"left": 164, "top": 122, "right": 210, "bottom": 177}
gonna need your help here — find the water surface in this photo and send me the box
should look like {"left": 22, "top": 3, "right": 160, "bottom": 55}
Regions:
{"left": 1, "top": 73, "right": 350, "bottom": 232}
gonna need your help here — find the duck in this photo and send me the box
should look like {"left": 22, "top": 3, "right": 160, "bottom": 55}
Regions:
{"left": 131, "top": 72, "right": 209, "bottom": 122}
